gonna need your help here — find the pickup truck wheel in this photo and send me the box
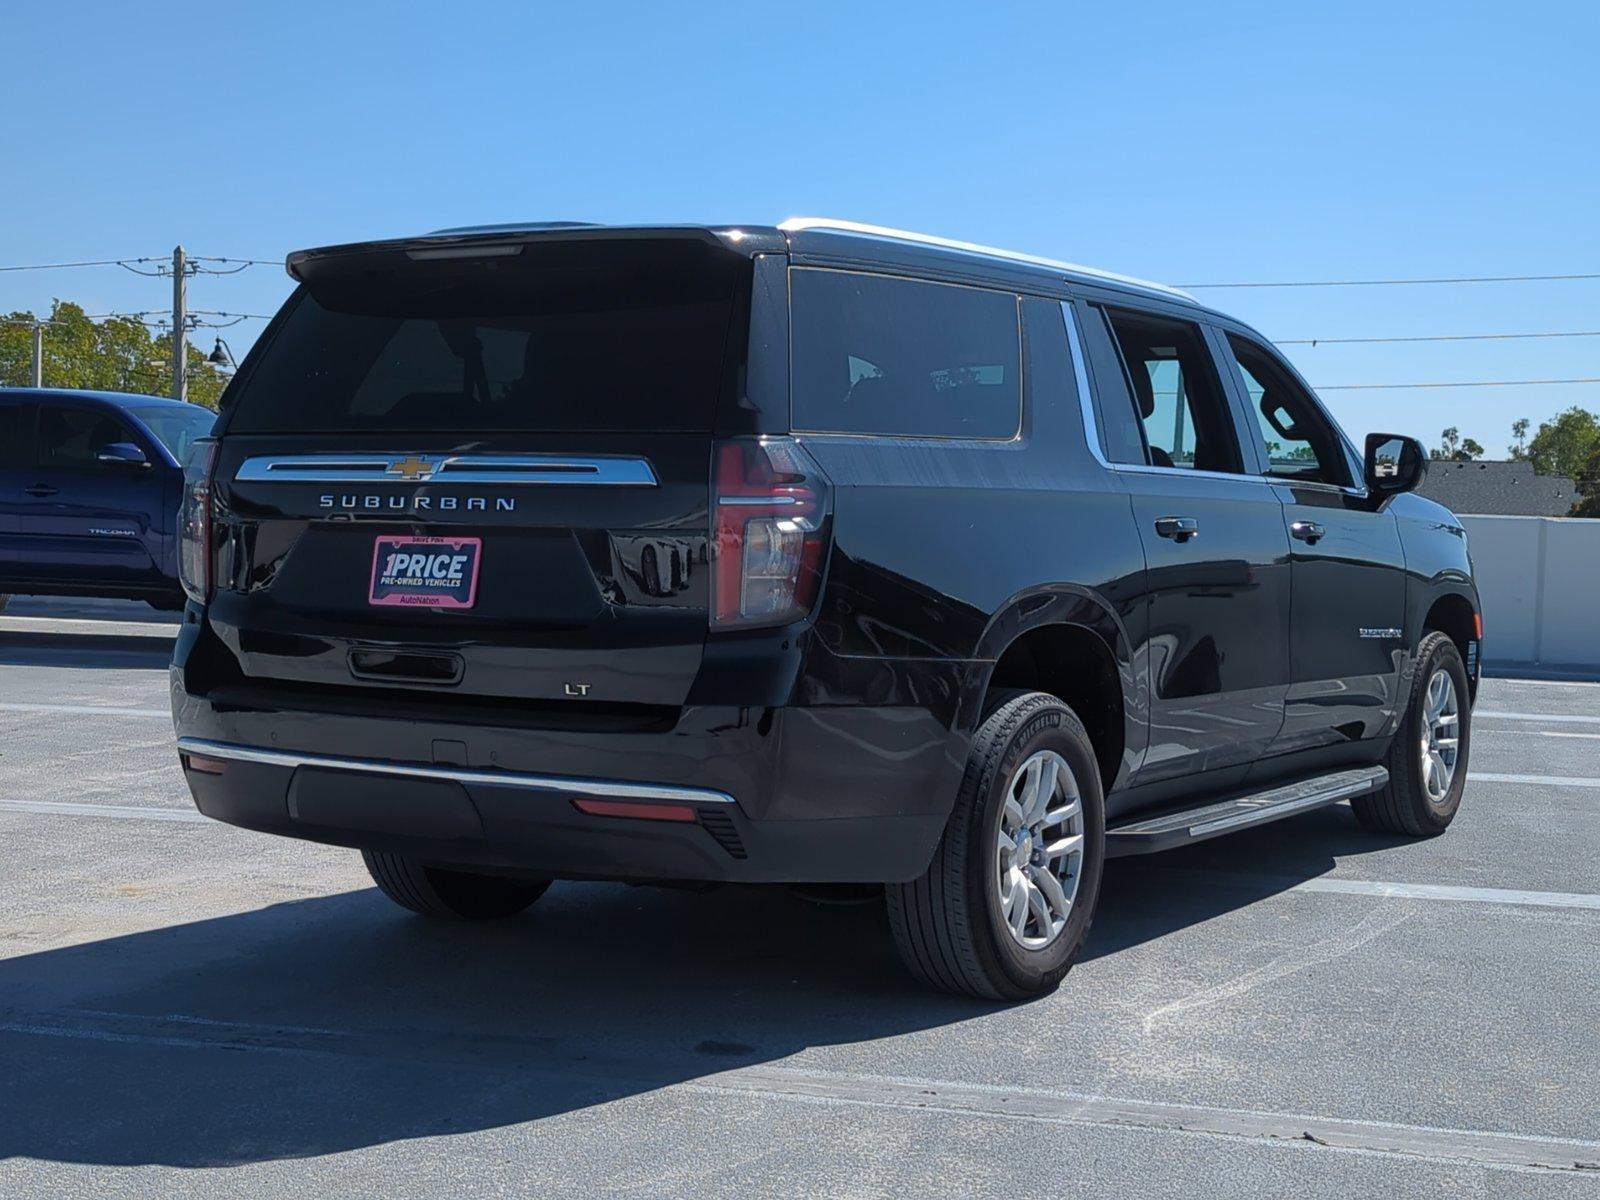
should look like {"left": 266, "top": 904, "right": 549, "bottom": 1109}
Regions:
{"left": 887, "top": 692, "right": 1105, "bottom": 1000}
{"left": 361, "top": 850, "right": 551, "bottom": 919}
{"left": 1353, "top": 631, "right": 1471, "bottom": 836}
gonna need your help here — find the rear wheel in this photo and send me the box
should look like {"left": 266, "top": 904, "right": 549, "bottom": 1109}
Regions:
{"left": 887, "top": 692, "right": 1105, "bottom": 1000}
{"left": 1353, "top": 631, "right": 1471, "bottom": 836}
{"left": 361, "top": 850, "right": 551, "bottom": 919}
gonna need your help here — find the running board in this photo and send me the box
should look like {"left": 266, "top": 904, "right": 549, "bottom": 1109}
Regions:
{"left": 1105, "top": 766, "right": 1389, "bottom": 857}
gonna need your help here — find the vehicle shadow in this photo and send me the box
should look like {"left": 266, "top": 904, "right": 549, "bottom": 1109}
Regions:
{"left": 0, "top": 804, "right": 1401, "bottom": 1168}
{"left": 0, "top": 630, "right": 174, "bottom": 668}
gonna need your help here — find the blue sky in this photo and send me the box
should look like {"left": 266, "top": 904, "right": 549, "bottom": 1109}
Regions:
{"left": 2, "top": 0, "right": 1596, "bottom": 453}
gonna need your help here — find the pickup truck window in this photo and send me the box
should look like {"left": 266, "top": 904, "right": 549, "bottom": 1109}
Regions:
{"left": 35, "top": 407, "right": 140, "bottom": 472}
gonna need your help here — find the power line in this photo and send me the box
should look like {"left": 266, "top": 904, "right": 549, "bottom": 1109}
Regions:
{"left": 1318, "top": 378, "right": 1600, "bottom": 390}
{"left": 0, "top": 253, "right": 278, "bottom": 273}
{"left": 1184, "top": 271, "right": 1600, "bottom": 289}
{"left": 1278, "top": 330, "right": 1600, "bottom": 347}
{"left": 0, "top": 256, "right": 164, "bottom": 273}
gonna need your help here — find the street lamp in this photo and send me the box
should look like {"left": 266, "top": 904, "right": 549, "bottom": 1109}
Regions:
{"left": 207, "top": 337, "right": 237, "bottom": 369}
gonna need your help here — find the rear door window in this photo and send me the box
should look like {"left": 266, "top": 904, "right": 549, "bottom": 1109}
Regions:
{"left": 1100, "top": 308, "right": 1243, "bottom": 474}
{"left": 791, "top": 269, "right": 1021, "bottom": 439}
{"left": 224, "top": 239, "right": 743, "bottom": 435}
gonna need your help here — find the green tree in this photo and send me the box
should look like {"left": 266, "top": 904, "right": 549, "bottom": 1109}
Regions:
{"left": 1509, "top": 417, "right": 1530, "bottom": 460}
{"left": 0, "top": 300, "right": 228, "bottom": 409}
{"left": 1432, "top": 427, "right": 1483, "bottom": 461}
{"left": 1526, "top": 406, "right": 1600, "bottom": 483}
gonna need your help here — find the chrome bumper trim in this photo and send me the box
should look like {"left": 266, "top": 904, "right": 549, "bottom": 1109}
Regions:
{"left": 176, "top": 737, "right": 735, "bottom": 806}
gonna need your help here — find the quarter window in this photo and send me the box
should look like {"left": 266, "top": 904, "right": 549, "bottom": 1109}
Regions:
{"left": 791, "top": 269, "right": 1021, "bottom": 439}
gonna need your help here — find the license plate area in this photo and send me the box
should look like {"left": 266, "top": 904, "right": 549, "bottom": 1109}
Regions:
{"left": 369, "top": 536, "right": 482, "bottom": 610}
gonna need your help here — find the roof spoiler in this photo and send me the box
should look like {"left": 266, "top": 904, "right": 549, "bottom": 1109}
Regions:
{"left": 284, "top": 225, "right": 782, "bottom": 283}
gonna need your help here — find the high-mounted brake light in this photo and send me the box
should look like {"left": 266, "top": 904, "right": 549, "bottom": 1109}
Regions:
{"left": 711, "top": 438, "right": 832, "bottom": 629}
{"left": 178, "top": 439, "right": 219, "bottom": 604}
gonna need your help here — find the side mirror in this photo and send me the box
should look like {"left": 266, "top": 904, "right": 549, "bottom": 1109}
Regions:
{"left": 95, "top": 442, "right": 150, "bottom": 469}
{"left": 1364, "top": 433, "right": 1426, "bottom": 496}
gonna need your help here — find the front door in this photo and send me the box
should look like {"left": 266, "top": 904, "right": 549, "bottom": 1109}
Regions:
{"left": 1080, "top": 302, "right": 1291, "bottom": 783}
{"left": 15, "top": 404, "right": 168, "bottom": 591}
{"left": 1217, "top": 332, "right": 1407, "bottom": 752}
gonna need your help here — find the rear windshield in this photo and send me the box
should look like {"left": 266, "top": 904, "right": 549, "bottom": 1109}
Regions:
{"left": 225, "top": 239, "right": 742, "bottom": 434}
{"left": 791, "top": 269, "right": 1021, "bottom": 439}
{"left": 132, "top": 405, "right": 215, "bottom": 463}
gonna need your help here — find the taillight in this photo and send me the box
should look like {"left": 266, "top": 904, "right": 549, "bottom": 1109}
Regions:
{"left": 711, "top": 437, "right": 832, "bottom": 629}
{"left": 179, "top": 439, "right": 218, "bottom": 604}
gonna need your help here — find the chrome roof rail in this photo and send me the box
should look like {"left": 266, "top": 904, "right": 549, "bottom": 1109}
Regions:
{"left": 776, "top": 216, "right": 1196, "bottom": 302}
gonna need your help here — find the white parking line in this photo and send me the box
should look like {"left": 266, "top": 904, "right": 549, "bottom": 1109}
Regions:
{"left": 0, "top": 799, "right": 204, "bottom": 823}
{"left": 1475, "top": 710, "right": 1600, "bottom": 725}
{"left": 1289, "top": 877, "right": 1600, "bottom": 911}
{"left": 0, "top": 702, "right": 168, "bottom": 718}
{"left": 1538, "top": 731, "right": 1600, "bottom": 740}
{"left": 1469, "top": 772, "right": 1600, "bottom": 788}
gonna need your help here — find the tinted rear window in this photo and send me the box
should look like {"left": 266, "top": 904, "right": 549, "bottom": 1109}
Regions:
{"left": 225, "top": 239, "right": 742, "bottom": 434}
{"left": 791, "top": 269, "right": 1020, "bottom": 439}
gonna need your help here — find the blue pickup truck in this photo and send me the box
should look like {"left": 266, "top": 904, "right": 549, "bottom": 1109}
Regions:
{"left": 0, "top": 389, "right": 215, "bottom": 611}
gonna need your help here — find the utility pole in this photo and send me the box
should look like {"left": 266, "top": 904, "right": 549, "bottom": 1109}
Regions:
{"left": 30, "top": 321, "right": 43, "bottom": 388}
{"left": 171, "top": 245, "right": 187, "bottom": 401}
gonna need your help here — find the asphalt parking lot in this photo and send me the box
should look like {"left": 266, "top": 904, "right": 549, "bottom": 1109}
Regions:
{"left": 0, "top": 597, "right": 1597, "bottom": 1198}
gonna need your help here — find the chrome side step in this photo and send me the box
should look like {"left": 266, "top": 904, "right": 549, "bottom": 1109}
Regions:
{"left": 1105, "top": 766, "right": 1388, "bottom": 857}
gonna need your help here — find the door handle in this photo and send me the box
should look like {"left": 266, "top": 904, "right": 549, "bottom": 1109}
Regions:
{"left": 1154, "top": 516, "right": 1199, "bottom": 542}
{"left": 1290, "top": 520, "right": 1326, "bottom": 544}
{"left": 24, "top": 484, "right": 59, "bottom": 498}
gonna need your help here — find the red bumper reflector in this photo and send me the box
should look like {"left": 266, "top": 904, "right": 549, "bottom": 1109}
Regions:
{"left": 1473, "top": 611, "right": 1484, "bottom": 639}
{"left": 183, "top": 753, "right": 229, "bottom": 776}
{"left": 572, "top": 798, "right": 699, "bottom": 823}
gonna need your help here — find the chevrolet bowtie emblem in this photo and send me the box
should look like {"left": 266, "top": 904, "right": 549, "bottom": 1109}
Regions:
{"left": 386, "top": 455, "right": 440, "bottom": 481}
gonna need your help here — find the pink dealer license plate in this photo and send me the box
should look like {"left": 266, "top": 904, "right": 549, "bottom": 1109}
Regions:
{"left": 369, "top": 536, "right": 482, "bottom": 609}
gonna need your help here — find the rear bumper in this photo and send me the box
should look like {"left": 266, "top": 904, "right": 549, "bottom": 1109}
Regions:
{"left": 170, "top": 664, "right": 966, "bottom": 884}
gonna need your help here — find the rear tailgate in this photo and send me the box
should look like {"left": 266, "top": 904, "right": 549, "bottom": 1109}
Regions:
{"left": 204, "top": 234, "right": 749, "bottom": 708}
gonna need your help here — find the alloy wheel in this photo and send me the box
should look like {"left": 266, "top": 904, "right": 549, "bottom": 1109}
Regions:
{"left": 995, "top": 750, "right": 1085, "bottom": 950}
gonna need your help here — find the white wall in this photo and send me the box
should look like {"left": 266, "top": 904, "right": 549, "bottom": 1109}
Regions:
{"left": 1460, "top": 515, "right": 1600, "bottom": 674}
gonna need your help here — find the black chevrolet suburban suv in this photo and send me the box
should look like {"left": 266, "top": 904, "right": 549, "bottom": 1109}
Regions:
{"left": 171, "top": 218, "right": 1480, "bottom": 999}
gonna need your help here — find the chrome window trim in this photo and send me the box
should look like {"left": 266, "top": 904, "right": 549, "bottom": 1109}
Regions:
{"left": 177, "top": 738, "right": 736, "bottom": 806}
{"left": 234, "top": 453, "right": 658, "bottom": 487}
{"left": 1061, "top": 300, "right": 1111, "bottom": 470}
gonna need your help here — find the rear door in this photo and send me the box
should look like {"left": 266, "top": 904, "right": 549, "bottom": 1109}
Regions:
{"left": 1076, "top": 300, "right": 1291, "bottom": 782}
{"left": 207, "top": 234, "right": 750, "bottom": 708}
{"left": 1216, "top": 330, "right": 1408, "bottom": 751}
{"left": 16, "top": 402, "right": 168, "bottom": 589}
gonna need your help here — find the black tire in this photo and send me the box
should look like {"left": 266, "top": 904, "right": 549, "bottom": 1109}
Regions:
{"left": 1353, "top": 631, "right": 1471, "bottom": 836}
{"left": 361, "top": 851, "right": 551, "bottom": 919}
{"left": 887, "top": 692, "right": 1105, "bottom": 1000}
